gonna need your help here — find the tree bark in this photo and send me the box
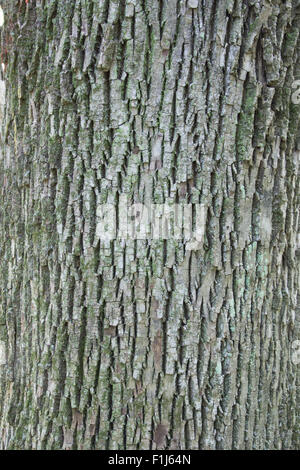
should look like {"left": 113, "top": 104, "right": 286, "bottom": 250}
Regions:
{"left": 0, "top": 0, "right": 299, "bottom": 450}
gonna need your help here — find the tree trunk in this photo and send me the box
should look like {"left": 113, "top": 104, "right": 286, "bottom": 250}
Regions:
{"left": 0, "top": 0, "right": 299, "bottom": 450}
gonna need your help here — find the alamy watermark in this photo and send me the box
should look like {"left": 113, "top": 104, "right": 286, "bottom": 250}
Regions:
{"left": 291, "top": 340, "right": 300, "bottom": 365}
{"left": 291, "top": 80, "right": 300, "bottom": 105}
{"left": 95, "top": 195, "right": 207, "bottom": 250}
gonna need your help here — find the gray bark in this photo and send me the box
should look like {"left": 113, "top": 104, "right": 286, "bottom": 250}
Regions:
{"left": 0, "top": 0, "right": 299, "bottom": 450}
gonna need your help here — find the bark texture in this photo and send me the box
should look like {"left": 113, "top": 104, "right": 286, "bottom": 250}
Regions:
{"left": 0, "top": 0, "right": 299, "bottom": 450}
